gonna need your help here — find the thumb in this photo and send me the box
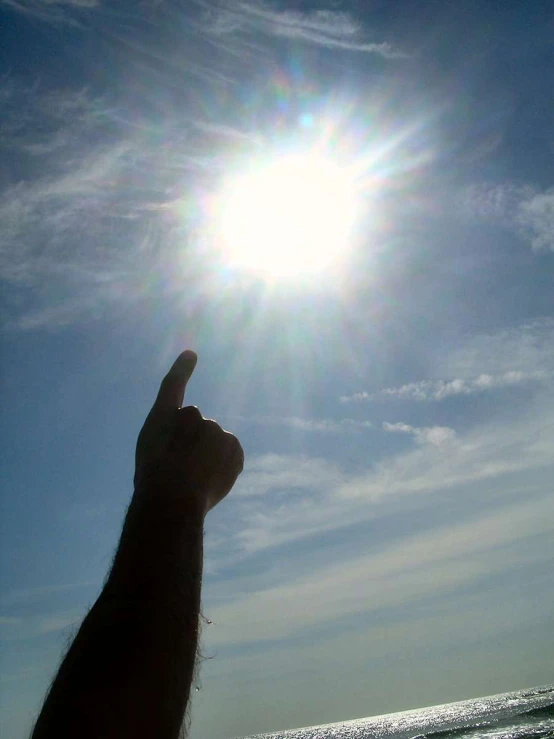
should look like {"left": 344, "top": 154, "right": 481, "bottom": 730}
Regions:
{"left": 153, "top": 350, "right": 198, "bottom": 414}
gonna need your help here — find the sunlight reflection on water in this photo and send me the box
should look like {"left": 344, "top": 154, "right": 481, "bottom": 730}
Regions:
{"left": 244, "top": 686, "right": 554, "bottom": 739}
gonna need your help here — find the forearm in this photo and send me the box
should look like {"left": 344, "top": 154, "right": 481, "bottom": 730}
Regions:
{"left": 32, "top": 349, "right": 243, "bottom": 739}
{"left": 31, "top": 491, "right": 205, "bottom": 739}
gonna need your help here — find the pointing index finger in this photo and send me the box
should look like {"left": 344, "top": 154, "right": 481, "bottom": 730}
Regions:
{"left": 154, "top": 350, "right": 197, "bottom": 413}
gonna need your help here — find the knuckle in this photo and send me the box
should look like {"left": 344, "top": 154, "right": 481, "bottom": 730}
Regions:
{"left": 227, "top": 433, "right": 245, "bottom": 472}
{"left": 174, "top": 405, "right": 203, "bottom": 439}
{"left": 198, "top": 420, "right": 244, "bottom": 472}
{"left": 178, "top": 405, "right": 203, "bottom": 422}
{"left": 201, "top": 418, "right": 223, "bottom": 435}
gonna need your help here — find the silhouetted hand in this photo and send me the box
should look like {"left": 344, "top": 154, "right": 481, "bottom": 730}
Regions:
{"left": 134, "top": 350, "right": 244, "bottom": 514}
{"left": 32, "top": 350, "right": 241, "bottom": 739}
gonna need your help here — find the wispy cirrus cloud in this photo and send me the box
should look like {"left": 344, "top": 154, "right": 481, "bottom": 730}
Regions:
{"left": 340, "top": 369, "right": 550, "bottom": 404}
{"left": 461, "top": 182, "right": 554, "bottom": 253}
{"left": 0, "top": 83, "right": 211, "bottom": 328}
{"left": 0, "top": 86, "right": 132, "bottom": 287}
{"left": 0, "top": 580, "right": 97, "bottom": 641}
{"left": 198, "top": 0, "right": 404, "bottom": 57}
{"left": 233, "top": 454, "right": 346, "bottom": 498}
{"left": 0, "top": 0, "right": 403, "bottom": 331}
{"left": 205, "top": 493, "right": 554, "bottom": 646}
{"left": 207, "top": 383, "right": 554, "bottom": 559}
{"left": 1, "top": 0, "right": 99, "bottom": 24}
{"left": 0, "top": 609, "right": 84, "bottom": 640}
{"left": 0, "top": 581, "right": 96, "bottom": 610}
{"left": 440, "top": 319, "right": 554, "bottom": 379}
{"left": 0, "top": 136, "right": 147, "bottom": 325}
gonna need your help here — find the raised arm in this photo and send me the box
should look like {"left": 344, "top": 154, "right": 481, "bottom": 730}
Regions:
{"left": 31, "top": 351, "right": 244, "bottom": 739}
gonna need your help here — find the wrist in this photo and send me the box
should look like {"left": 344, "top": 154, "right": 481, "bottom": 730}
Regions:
{"left": 131, "top": 480, "right": 209, "bottom": 520}
{"left": 105, "top": 492, "right": 205, "bottom": 599}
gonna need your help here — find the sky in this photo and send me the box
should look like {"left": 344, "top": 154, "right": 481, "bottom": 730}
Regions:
{"left": 1, "top": 1, "right": 554, "bottom": 738}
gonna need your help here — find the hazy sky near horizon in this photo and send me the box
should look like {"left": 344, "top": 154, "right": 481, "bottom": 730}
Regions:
{"left": 1, "top": 2, "right": 554, "bottom": 738}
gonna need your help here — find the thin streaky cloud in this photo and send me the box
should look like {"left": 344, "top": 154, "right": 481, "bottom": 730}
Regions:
{"left": 205, "top": 494, "right": 554, "bottom": 646}
{"left": 0, "top": 3, "right": 402, "bottom": 332}
{"left": 0, "top": 139, "right": 138, "bottom": 285}
{"left": 215, "top": 391, "right": 554, "bottom": 557}
{"left": 0, "top": 84, "right": 203, "bottom": 327}
{"left": 1, "top": 0, "right": 99, "bottom": 24}
{"left": 0, "top": 81, "right": 264, "bottom": 329}
{"left": 340, "top": 369, "right": 550, "bottom": 403}
{"left": 0, "top": 581, "right": 97, "bottom": 610}
{"left": 202, "top": 575, "right": 553, "bottom": 685}
{"left": 199, "top": 0, "right": 404, "bottom": 57}
{"left": 0, "top": 608, "right": 85, "bottom": 641}
{"left": 233, "top": 454, "right": 346, "bottom": 498}
{"left": 440, "top": 319, "right": 554, "bottom": 379}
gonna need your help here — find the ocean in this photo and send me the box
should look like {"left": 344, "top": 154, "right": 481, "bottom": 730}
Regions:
{"left": 245, "top": 685, "right": 554, "bottom": 739}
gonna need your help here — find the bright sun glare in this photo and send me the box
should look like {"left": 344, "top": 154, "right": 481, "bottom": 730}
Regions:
{"left": 217, "top": 153, "right": 357, "bottom": 278}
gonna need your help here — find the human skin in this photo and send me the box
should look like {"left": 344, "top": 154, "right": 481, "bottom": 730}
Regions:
{"left": 31, "top": 350, "right": 244, "bottom": 739}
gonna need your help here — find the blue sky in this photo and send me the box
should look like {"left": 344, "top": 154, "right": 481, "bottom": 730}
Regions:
{"left": 1, "top": 1, "right": 554, "bottom": 738}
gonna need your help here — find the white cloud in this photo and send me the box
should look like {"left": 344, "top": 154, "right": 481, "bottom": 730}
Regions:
{"left": 204, "top": 494, "right": 554, "bottom": 646}
{"left": 200, "top": 1, "right": 403, "bottom": 57}
{"left": 440, "top": 319, "right": 554, "bottom": 379}
{"left": 232, "top": 415, "right": 372, "bottom": 433}
{"left": 233, "top": 454, "right": 346, "bottom": 499}
{"left": 384, "top": 370, "right": 549, "bottom": 401}
{"left": 460, "top": 182, "right": 535, "bottom": 223}
{"left": 206, "top": 384, "right": 554, "bottom": 563}
{"left": 341, "top": 369, "right": 550, "bottom": 404}
{"left": 193, "top": 586, "right": 554, "bottom": 739}
{"left": 210, "top": 323, "right": 554, "bottom": 561}
{"left": 517, "top": 188, "right": 554, "bottom": 252}
{"left": 339, "top": 391, "right": 371, "bottom": 403}
{"left": 0, "top": 84, "right": 193, "bottom": 328}
{"left": 382, "top": 422, "right": 456, "bottom": 446}
{"left": 339, "top": 399, "right": 554, "bottom": 502}
{"left": 0, "top": 4, "right": 402, "bottom": 330}
{"left": 461, "top": 182, "right": 554, "bottom": 252}
{"left": 0, "top": 85, "right": 143, "bottom": 297}
{"left": 0, "top": 80, "right": 277, "bottom": 328}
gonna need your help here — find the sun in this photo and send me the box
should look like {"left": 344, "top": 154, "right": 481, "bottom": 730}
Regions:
{"left": 216, "top": 153, "right": 358, "bottom": 279}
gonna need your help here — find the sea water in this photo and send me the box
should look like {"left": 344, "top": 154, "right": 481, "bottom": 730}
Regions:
{"left": 244, "top": 685, "right": 554, "bottom": 739}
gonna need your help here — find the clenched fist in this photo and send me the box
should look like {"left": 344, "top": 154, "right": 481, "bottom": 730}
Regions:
{"left": 134, "top": 350, "right": 244, "bottom": 514}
